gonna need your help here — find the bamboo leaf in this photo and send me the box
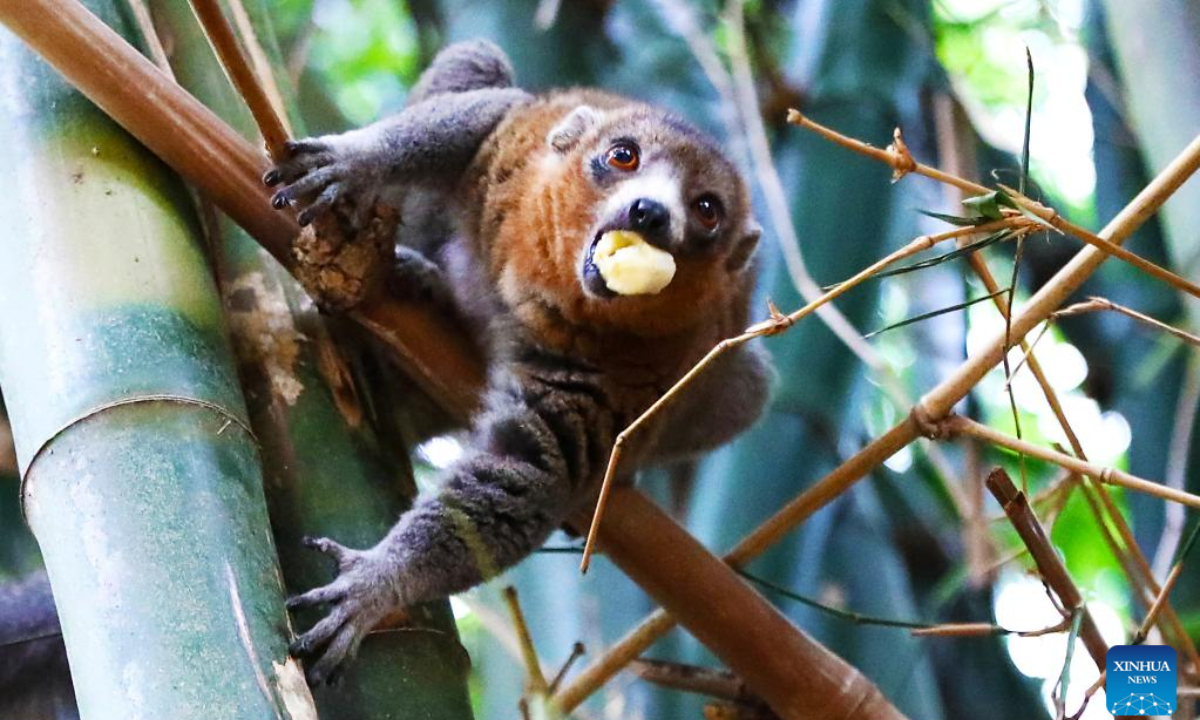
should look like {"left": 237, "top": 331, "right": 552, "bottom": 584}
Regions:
{"left": 865, "top": 290, "right": 1008, "bottom": 338}
{"left": 1020, "top": 48, "right": 1034, "bottom": 196}
{"left": 872, "top": 230, "right": 1012, "bottom": 279}
{"left": 962, "top": 191, "right": 1006, "bottom": 220}
{"left": 917, "top": 209, "right": 991, "bottom": 227}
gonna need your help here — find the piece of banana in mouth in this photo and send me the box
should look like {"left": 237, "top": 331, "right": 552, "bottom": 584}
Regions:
{"left": 593, "top": 230, "right": 677, "bottom": 295}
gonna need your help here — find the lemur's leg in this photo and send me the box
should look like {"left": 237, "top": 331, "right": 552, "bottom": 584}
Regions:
{"left": 647, "top": 343, "right": 774, "bottom": 463}
{"left": 406, "top": 39, "right": 515, "bottom": 105}
{"left": 264, "top": 85, "right": 530, "bottom": 226}
{"left": 288, "top": 360, "right": 616, "bottom": 684}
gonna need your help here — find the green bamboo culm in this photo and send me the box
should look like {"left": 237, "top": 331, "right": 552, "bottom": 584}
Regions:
{"left": 0, "top": 2, "right": 314, "bottom": 718}
{"left": 147, "top": 0, "right": 474, "bottom": 716}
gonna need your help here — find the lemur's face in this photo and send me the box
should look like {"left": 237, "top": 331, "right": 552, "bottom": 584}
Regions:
{"left": 504, "top": 100, "right": 759, "bottom": 339}
{"left": 550, "top": 107, "right": 758, "bottom": 302}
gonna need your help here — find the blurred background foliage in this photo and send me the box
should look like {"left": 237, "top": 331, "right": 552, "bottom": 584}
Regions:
{"left": 2, "top": 0, "right": 1198, "bottom": 718}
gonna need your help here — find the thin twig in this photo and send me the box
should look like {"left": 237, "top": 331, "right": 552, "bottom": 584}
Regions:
{"left": 787, "top": 109, "right": 1200, "bottom": 301}
{"left": 1066, "top": 670, "right": 1105, "bottom": 720}
{"left": 629, "top": 659, "right": 754, "bottom": 703}
{"left": 503, "top": 586, "right": 551, "bottom": 695}
{"left": 1054, "top": 608, "right": 1085, "bottom": 720}
{"left": 188, "top": 0, "right": 289, "bottom": 158}
{"left": 1056, "top": 297, "right": 1200, "bottom": 348}
{"left": 548, "top": 642, "right": 587, "bottom": 695}
{"left": 986, "top": 468, "right": 1107, "bottom": 670}
{"left": 1005, "top": 46, "right": 1036, "bottom": 494}
{"left": 947, "top": 416, "right": 1200, "bottom": 510}
{"left": 746, "top": 568, "right": 1067, "bottom": 638}
{"left": 123, "top": 0, "right": 173, "bottom": 73}
{"left": 225, "top": 0, "right": 294, "bottom": 136}
{"left": 1135, "top": 519, "right": 1200, "bottom": 645}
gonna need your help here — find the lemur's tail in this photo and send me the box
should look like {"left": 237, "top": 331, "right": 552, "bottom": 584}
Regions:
{"left": 0, "top": 571, "right": 74, "bottom": 710}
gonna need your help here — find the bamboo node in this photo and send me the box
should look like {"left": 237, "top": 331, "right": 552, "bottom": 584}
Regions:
{"left": 908, "top": 402, "right": 949, "bottom": 439}
{"left": 886, "top": 128, "right": 916, "bottom": 182}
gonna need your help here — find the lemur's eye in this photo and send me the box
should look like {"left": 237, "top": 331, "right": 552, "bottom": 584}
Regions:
{"left": 692, "top": 195, "right": 723, "bottom": 230}
{"left": 605, "top": 143, "right": 639, "bottom": 171}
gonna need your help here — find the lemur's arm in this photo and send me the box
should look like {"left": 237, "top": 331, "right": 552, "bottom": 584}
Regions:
{"left": 266, "top": 87, "right": 529, "bottom": 225}
{"left": 265, "top": 40, "right": 529, "bottom": 226}
{"left": 289, "top": 364, "right": 614, "bottom": 684}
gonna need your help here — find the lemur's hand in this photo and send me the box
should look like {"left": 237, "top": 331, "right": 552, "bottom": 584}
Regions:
{"left": 263, "top": 132, "right": 385, "bottom": 227}
{"left": 287, "top": 536, "right": 406, "bottom": 686}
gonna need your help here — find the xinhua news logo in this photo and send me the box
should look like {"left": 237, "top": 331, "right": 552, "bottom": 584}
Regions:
{"left": 1107, "top": 644, "right": 1176, "bottom": 716}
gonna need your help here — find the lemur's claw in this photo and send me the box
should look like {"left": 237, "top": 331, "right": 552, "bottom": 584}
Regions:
{"left": 285, "top": 138, "right": 330, "bottom": 156}
{"left": 302, "top": 535, "right": 353, "bottom": 565}
{"left": 289, "top": 536, "right": 398, "bottom": 685}
{"left": 264, "top": 136, "right": 370, "bottom": 228}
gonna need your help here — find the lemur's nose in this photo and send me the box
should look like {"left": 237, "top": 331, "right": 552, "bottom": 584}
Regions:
{"left": 629, "top": 198, "right": 671, "bottom": 245}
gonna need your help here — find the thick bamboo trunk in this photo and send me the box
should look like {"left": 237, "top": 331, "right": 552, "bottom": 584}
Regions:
{"left": 0, "top": 3, "right": 310, "bottom": 718}
{"left": 147, "top": 0, "right": 474, "bottom": 716}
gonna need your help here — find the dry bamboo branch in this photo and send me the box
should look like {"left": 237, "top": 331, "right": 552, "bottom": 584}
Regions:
{"left": 123, "top": 0, "right": 173, "bottom": 72}
{"left": 558, "top": 122, "right": 1200, "bottom": 712}
{"left": 503, "top": 586, "right": 551, "bottom": 695}
{"left": 985, "top": 468, "right": 1108, "bottom": 670}
{"left": 787, "top": 109, "right": 1200, "bottom": 301}
{"left": 629, "top": 659, "right": 754, "bottom": 703}
{"left": 187, "top": 0, "right": 289, "bottom": 158}
{"left": 583, "top": 489, "right": 910, "bottom": 720}
{"left": 1057, "top": 297, "right": 1200, "bottom": 347}
{"left": 0, "top": 0, "right": 486, "bottom": 419}
{"left": 946, "top": 416, "right": 1200, "bottom": 510}
{"left": 909, "top": 618, "right": 1068, "bottom": 638}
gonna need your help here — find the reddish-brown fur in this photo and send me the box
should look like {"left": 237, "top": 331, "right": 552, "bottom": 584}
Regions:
{"left": 459, "top": 90, "right": 755, "bottom": 385}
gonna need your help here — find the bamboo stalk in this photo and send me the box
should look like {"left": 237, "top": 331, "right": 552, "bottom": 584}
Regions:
{"left": 0, "top": 5, "right": 310, "bottom": 715}
{"left": 151, "top": 0, "right": 475, "bottom": 714}
{"left": 584, "top": 489, "right": 910, "bottom": 720}
{"left": 0, "top": 0, "right": 485, "bottom": 421}
{"left": 985, "top": 469, "right": 1108, "bottom": 670}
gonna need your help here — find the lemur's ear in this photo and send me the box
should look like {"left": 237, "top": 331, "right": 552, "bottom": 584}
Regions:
{"left": 547, "top": 105, "right": 600, "bottom": 153}
{"left": 725, "top": 222, "right": 761, "bottom": 272}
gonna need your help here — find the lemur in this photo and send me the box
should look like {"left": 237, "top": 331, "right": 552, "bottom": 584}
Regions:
{"left": 269, "top": 40, "right": 772, "bottom": 684}
{"left": 0, "top": 40, "right": 770, "bottom": 693}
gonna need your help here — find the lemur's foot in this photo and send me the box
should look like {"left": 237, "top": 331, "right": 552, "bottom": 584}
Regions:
{"left": 264, "top": 135, "right": 383, "bottom": 229}
{"left": 389, "top": 246, "right": 456, "bottom": 311}
{"left": 288, "top": 536, "right": 409, "bottom": 686}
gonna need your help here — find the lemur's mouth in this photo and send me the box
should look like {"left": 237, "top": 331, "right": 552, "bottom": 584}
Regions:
{"left": 582, "top": 228, "right": 676, "bottom": 297}
{"left": 582, "top": 232, "right": 617, "bottom": 298}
